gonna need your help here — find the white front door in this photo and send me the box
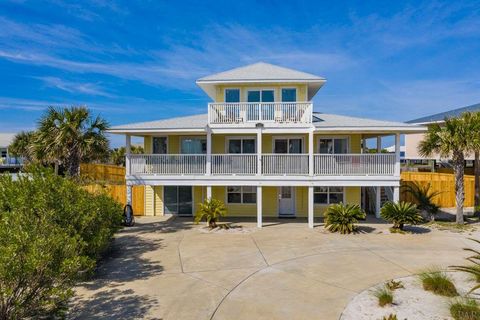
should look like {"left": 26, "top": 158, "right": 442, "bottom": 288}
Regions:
{"left": 278, "top": 186, "right": 295, "bottom": 216}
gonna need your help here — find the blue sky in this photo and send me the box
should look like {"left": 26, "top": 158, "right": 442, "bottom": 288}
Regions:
{"left": 1, "top": 0, "right": 480, "bottom": 147}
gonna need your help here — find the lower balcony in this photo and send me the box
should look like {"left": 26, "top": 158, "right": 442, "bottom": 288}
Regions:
{"left": 128, "top": 154, "right": 396, "bottom": 177}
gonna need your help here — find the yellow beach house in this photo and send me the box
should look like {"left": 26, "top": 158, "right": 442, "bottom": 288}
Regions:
{"left": 109, "top": 62, "right": 426, "bottom": 227}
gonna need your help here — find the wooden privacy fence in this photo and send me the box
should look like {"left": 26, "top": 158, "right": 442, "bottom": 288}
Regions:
{"left": 400, "top": 172, "right": 475, "bottom": 208}
{"left": 83, "top": 184, "right": 145, "bottom": 215}
{"left": 80, "top": 163, "right": 126, "bottom": 183}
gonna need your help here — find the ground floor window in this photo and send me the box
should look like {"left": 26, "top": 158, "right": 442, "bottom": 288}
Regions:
{"left": 164, "top": 186, "right": 192, "bottom": 216}
{"left": 227, "top": 186, "right": 257, "bottom": 204}
{"left": 314, "top": 186, "right": 344, "bottom": 204}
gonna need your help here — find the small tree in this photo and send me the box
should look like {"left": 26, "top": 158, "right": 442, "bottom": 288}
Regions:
{"left": 324, "top": 203, "right": 366, "bottom": 234}
{"left": 194, "top": 198, "right": 227, "bottom": 228}
{"left": 403, "top": 182, "right": 441, "bottom": 221}
{"left": 380, "top": 201, "right": 423, "bottom": 230}
{"left": 8, "top": 131, "right": 37, "bottom": 162}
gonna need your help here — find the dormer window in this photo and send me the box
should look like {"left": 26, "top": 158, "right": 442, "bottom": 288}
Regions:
{"left": 282, "top": 88, "right": 297, "bottom": 102}
{"left": 225, "top": 89, "right": 240, "bottom": 102}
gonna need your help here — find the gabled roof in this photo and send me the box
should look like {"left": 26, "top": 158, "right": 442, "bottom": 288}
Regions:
{"left": 0, "top": 133, "right": 16, "bottom": 148}
{"left": 407, "top": 103, "right": 480, "bottom": 124}
{"left": 196, "top": 62, "right": 326, "bottom": 100}
{"left": 109, "top": 112, "right": 425, "bottom": 134}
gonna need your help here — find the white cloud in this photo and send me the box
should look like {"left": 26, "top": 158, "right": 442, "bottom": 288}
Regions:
{"left": 34, "top": 77, "right": 114, "bottom": 97}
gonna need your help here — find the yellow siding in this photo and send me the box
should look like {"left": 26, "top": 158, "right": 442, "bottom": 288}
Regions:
{"left": 169, "top": 135, "right": 180, "bottom": 154}
{"left": 154, "top": 186, "right": 164, "bottom": 216}
{"left": 215, "top": 83, "right": 308, "bottom": 102}
{"left": 145, "top": 185, "right": 154, "bottom": 216}
{"left": 144, "top": 136, "right": 152, "bottom": 153}
{"left": 193, "top": 186, "right": 205, "bottom": 214}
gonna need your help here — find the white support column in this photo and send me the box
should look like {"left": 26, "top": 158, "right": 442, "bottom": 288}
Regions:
{"left": 393, "top": 186, "right": 400, "bottom": 203}
{"left": 206, "top": 186, "right": 212, "bottom": 200}
{"left": 376, "top": 136, "right": 382, "bottom": 153}
{"left": 308, "top": 186, "right": 314, "bottom": 228}
{"left": 375, "top": 186, "right": 382, "bottom": 218}
{"left": 394, "top": 133, "right": 401, "bottom": 177}
{"left": 257, "top": 186, "right": 262, "bottom": 228}
{"left": 126, "top": 134, "right": 131, "bottom": 175}
{"left": 125, "top": 134, "right": 132, "bottom": 206}
{"left": 257, "top": 129, "right": 262, "bottom": 176}
{"left": 308, "top": 129, "right": 314, "bottom": 176}
{"left": 206, "top": 129, "right": 212, "bottom": 175}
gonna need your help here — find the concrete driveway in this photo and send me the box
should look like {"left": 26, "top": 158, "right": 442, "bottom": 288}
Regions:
{"left": 69, "top": 216, "right": 478, "bottom": 320}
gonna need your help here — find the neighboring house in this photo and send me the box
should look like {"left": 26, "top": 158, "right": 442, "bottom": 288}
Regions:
{"left": 109, "top": 62, "right": 426, "bottom": 227}
{"left": 405, "top": 103, "right": 480, "bottom": 165}
{"left": 0, "top": 133, "right": 23, "bottom": 169}
{"left": 385, "top": 145, "right": 406, "bottom": 163}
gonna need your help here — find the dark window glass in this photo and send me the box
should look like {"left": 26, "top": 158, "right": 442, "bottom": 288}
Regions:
{"left": 153, "top": 137, "right": 167, "bottom": 154}
{"left": 281, "top": 88, "right": 297, "bottom": 102}
{"left": 289, "top": 139, "right": 302, "bottom": 154}
{"left": 225, "top": 89, "right": 240, "bottom": 102}
{"left": 274, "top": 139, "right": 288, "bottom": 154}
{"left": 329, "top": 192, "right": 343, "bottom": 204}
{"left": 228, "top": 140, "right": 242, "bottom": 153}
{"left": 314, "top": 193, "right": 328, "bottom": 204}
{"left": 242, "top": 139, "right": 256, "bottom": 153}
{"left": 247, "top": 91, "right": 261, "bottom": 102}
{"left": 243, "top": 193, "right": 257, "bottom": 203}
{"left": 262, "top": 90, "right": 274, "bottom": 102}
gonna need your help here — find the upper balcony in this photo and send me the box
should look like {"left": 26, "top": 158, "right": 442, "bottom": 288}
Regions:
{"left": 208, "top": 102, "right": 313, "bottom": 126}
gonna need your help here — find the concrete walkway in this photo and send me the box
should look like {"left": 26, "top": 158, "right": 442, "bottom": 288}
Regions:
{"left": 69, "top": 216, "right": 479, "bottom": 320}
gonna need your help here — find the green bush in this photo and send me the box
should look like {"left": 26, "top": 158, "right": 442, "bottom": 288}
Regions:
{"left": 419, "top": 269, "right": 458, "bottom": 297}
{"left": 0, "top": 167, "right": 122, "bottom": 319}
{"left": 380, "top": 201, "right": 423, "bottom": 230}
{"left": 450, "top": 299, "right": 480, "bottom": 320}
{"left": 194, "top": 198, "right": 227, "bottom": 228}
{"left": 382, "top": 315, "right": 398, "bottom": 320}
{"left": 373, "top": 286, "right": 393, "bottom": 307}
{"left": 324, "top": 203, "right": 366, "bottom": 234}
{"left": 403, "top": 182, "right": 440, "bottom": 220}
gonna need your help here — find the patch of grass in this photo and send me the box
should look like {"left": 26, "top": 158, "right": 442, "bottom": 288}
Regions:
{"left": 450, "top": 299, "right": 480, "bottom": 320}
{"left": 373, "top": 287, "right": 393, "bottom": 307}
{"left": 386, "top": 279, "right": 404, "bottom": 291}
{"left": 382, "top": 314, "right": 398, "bottom": 320}
{"left": 425, "top": 220, "right": 477, "bottom": 232}
{"left": 419, "top": 269, "right": 458, "bottom": 297}
{"left": 389, "top": 227, "right": 410, "bottom": 234}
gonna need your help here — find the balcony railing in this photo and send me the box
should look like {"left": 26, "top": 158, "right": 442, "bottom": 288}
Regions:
{"left": 208, "top": 102, "right": 313, "bottom": 125}
{"left": 314, "top": 154, "right": 395, "bottom": 176}
{"left": 128, "top": 154, "right": 396, "bottom": 177}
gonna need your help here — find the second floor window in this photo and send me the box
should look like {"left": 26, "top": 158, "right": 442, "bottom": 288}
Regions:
{"left": 247, "top": 90, "right": 274, "bottom": 102}
{"left": 228, "top": 138, "right": 256, "bottom": 153}
{"left": 153, "top": 137, "right": 167, "bottom": 154}
{"left": 181, "top": 138, "right": 206, "bottom": 154}
{"left": 319, "top": 138, "right": 348, "bottom": 154}
{"left": 282, "top": 88, "right": 297, "bottom": 102}
{"left": 225, "top": 89, "right": 240, "bottom": 103}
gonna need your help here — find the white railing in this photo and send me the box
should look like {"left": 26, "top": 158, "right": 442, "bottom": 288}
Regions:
{"left": 129, "top": 154, "right": 206, "bottom": 175}
{"left": 211, "top": 154, "right": 257, "bottom": 175}
{"left": 208, "top": 102, "right": 313, "bottom": 125}
{"left": 127, "top": 154, "right": 396, "bottom": 176}
{"left": 262, "top": 154, "right": 309, "bottom": 175}
{"left": 314, "top": 154, "right": 395, "bottom": 176}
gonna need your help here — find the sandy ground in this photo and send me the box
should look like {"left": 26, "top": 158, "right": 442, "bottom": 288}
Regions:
{"left": 341, "top": 272, "right": 476, "bottom": 320}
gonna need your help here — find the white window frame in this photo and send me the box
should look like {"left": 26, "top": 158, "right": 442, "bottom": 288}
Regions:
{"left": 225, "top": 136, "right": 257, "bottom": 154}
{"left": 245, "top": 87, "right": 276, "bottom": 102}
{"left": 152, "top": 136, "right": 168, "bottom": 154}
{"left": 226, "top": 186, "right": 257, "bottom": 204}
{"left": 272, "top": 135, "right": 305, "bottom": 154}
{"left": 313, "top": 187, "right": 346, "bottom": 205}
{"left": 317, "top": 136, "right": 350, "bottom": 154}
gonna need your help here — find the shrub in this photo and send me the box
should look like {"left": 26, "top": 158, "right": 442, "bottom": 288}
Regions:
{"left": 403, "top": 182, "right": 440, "bottom": 220}
{"left": 419, "top": 269, "right": 458, "bottom": 297}
{"left": 380, "top": 201, "right": 423, "bottom": 230}
{"left": 450, "top": 299, "right": 480, "bottom": 320}
{"left": 451, "top": 238, "right": 480, "bottom": 293}
{"left": 373, "top": 286, "right": 393, "bottom": 307}
{"left": 382, "top": 315, "right": 398, "bottom": 320}
{"left": 0, "top": 166, "right": 122, "bottom": 319}
{"left": 386, "top": 279, "right": 404, "bottom": 291}
{"left": 324, "top": 203, "right": 366, "bottom": 234}
{"left": 194, "top": 198, "right": 227, "bottom": 228}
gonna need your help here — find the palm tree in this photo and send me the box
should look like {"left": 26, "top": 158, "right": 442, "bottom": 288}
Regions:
{"left": 110, "top": 146, "right": 144, "bottom": 166}
{"left": 8, "top": 131, "right": 36, "bottom": 162}
{"left": 418, "top": 116, "right": 471, "bottom": 224}
{"left": 35, "top": 106, "right": 109, "bottom": 177}
{"left": 462, "top": 112, "right": 480, "bottom": 216}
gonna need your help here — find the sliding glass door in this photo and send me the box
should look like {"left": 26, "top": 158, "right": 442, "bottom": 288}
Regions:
{"left": 164, "top": 186, "right": 193, "bottom": 216}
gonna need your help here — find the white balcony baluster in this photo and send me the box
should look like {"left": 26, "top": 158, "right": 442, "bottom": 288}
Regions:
{"left": 313, "top": 154, "right": 395, "bottom": 176}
